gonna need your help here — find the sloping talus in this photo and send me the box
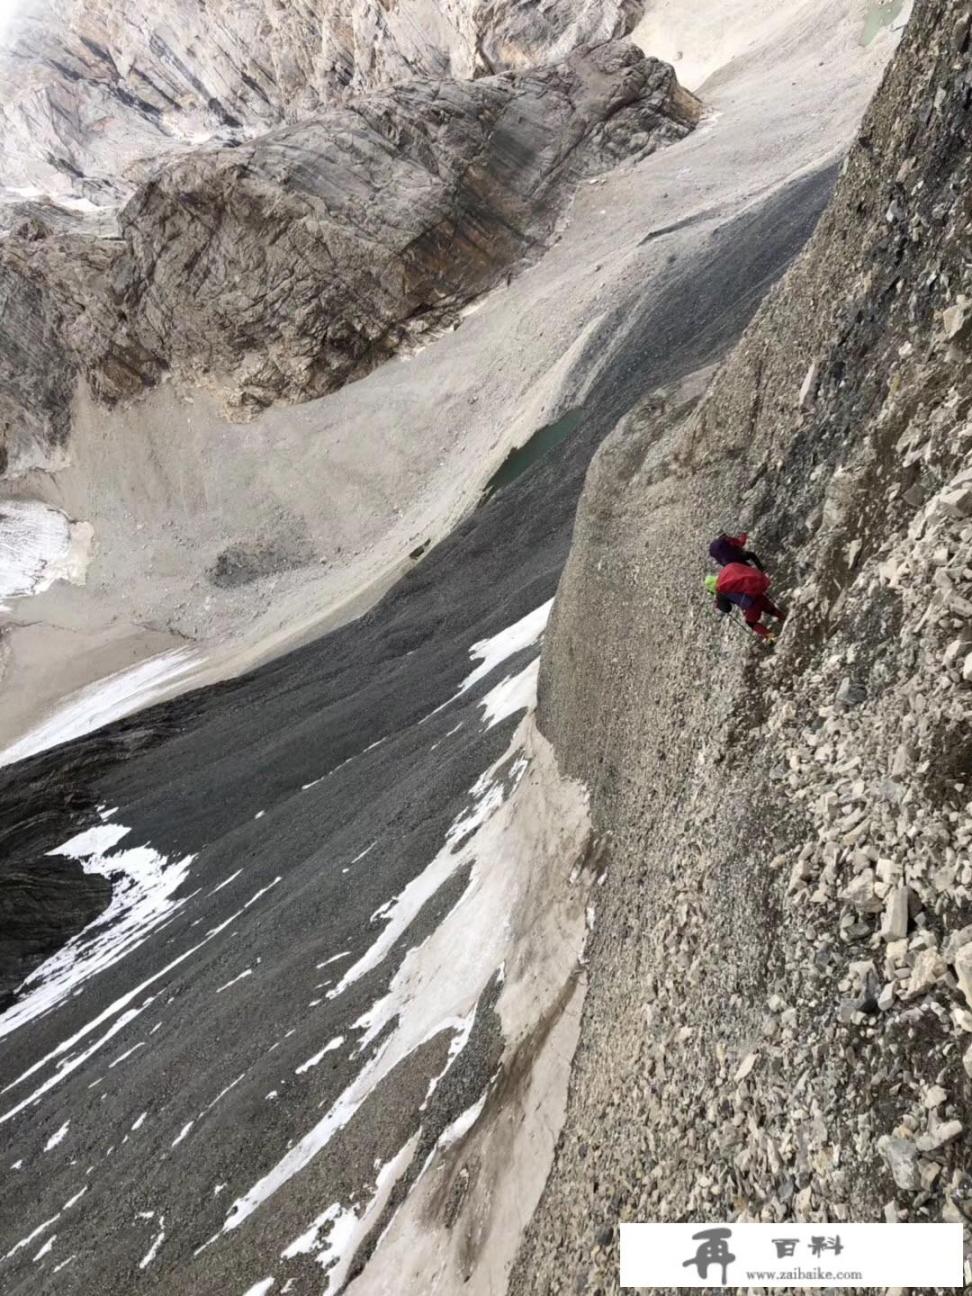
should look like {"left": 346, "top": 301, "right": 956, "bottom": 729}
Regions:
{"left": 515, "top": 0, "right": 972, "bottom": 1283}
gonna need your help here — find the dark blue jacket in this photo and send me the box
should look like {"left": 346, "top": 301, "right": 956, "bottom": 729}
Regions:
{"left": 709, "top": 533, "right": 765, "bottom": 570}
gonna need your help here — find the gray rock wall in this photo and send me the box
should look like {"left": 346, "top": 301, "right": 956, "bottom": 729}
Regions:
{"left": 0, "top": 258, "right": 76, "bottom": 469}
{"left": 0, "top": 0, "right": 645, "bottom": 203}
{"left": 0, "top": 42, "right": 699, "bottom": 441}
{"left": 516, "top": 0, "right": 972, "bottom": 1282}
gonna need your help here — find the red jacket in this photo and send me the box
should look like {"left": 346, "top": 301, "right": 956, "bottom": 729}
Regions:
{"left": 716, "top": 563, "right": 770, "bottom": 599}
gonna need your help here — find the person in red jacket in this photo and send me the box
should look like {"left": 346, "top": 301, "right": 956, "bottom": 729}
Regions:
{"left": 705, "top": 563, "right": 786, "bottom": 640}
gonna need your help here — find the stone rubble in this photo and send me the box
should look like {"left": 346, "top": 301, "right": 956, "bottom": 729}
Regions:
{"left": 752, "top": 441, "right": 972, "bottom": 1237}
{"left": 511, "top": 1, "right": 972, "bottom": 1290}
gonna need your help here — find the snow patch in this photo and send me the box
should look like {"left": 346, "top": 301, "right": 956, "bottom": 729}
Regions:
{"left": 0, "top": 501, "right": 82, "bottom": 602}
{"left": 4, "top": 1214, "right": 59, "bottom": 1260}
{"left": 216, "top": 968, "right": 253, "bottom": 994}
{"left": 138, "top": 1219, "right": 165, "bottom": 1269}
{"left": 281, "top": 1203, "right": 345, "bottom": 1258}
{"left": 436, "top": 1090, "right": 488, "bottom": 1151}
{"left": 316, "top": 951, "right": 351, "bottom": 970}
{"left": 326, "top": 758, "right": 512, "bottom": 1001}
{"left": 0, "top": 648, "right": 200, "bottom": 767}
{"left": 242, "top": 1279, "right": 275, "bottom": 1296}
{"left": 109, "top": 1041, "right": 145, "bottom": 1068}
{"left": 202, "top": 1072, "right": 247, "bottom": 1114}
{"left": 217, "top": 1074, "right": 376, "bottom": 1235}
{"left": 0, "top": 880, "right": 279, "bottom": 1124}
{"left": 4, "top": 1186, "right": 86, "bottom": 1260}
{"left": 421, "top": 600, "right": 552, "bottom": 725}
{"left": 171, "top": 1122, "right": 194, "bottom": 1148}
{"left": 418, "top": 1010, "right": 477, "bottom": 1112}
{"left": 477, "top": 657, "right": 541, "bottom": 729}
{"left": 56, "top": 194, "right": 101, "bottom": 213}
{"left": 294, "top": 1036, "right": 344, "bottom": 1076}
{"left": 210, "top": 868, "right": 243, "bottom": 895}
{"left": 33, "top": 1234, "right": 56, "bottom": 1262}
{"left": 214, "top": 733, "right": 529, "bottom": 1240}
{"left": 1, "top": 1000, "right": 155, "bottom": 1123}
{"left": 313, "top": 718, "right": 591, "bottom": 1296}
{"left": 281, "top": 1138, "right": 417, "bottom": 1293}
{"left": 44, "top": 1121, "right": 69, "bottom": 1150}
{"left": 460, "top": 600, "right": 553, "bottom": 695}
{"left": 369, "top": 897, "right": 394, "bottom": 923}
{"left": 0, "top": 819, "right": 193, "bottom": 1041}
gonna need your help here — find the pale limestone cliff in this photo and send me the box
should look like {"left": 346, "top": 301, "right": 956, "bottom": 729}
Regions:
{"left": 0, "top": 0, "right": 644, "bottom": 204}
{"left": 0, "top": 41, "right": 699, "bottom": 452}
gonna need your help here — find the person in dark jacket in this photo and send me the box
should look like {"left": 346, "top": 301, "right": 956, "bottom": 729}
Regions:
{"left": 708, "top": 531, "right": 765, "bottom": 571}
{"left": 705, "top": 564, "right": 786, "bottom": 640}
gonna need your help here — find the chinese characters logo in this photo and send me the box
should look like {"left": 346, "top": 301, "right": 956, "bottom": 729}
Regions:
{"left": 683, "top": 1228, "right": 736, "bottom": 1285}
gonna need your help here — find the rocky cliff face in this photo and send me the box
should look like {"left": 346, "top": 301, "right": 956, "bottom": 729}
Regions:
{"left": 0, "top": 41, "right": 698, "bottom": 452}
{"left": 0, "top": 0, "right": 643, "bottom": 205}
{"left": 515, "top": 0, "right": 972, "bottom": 1282}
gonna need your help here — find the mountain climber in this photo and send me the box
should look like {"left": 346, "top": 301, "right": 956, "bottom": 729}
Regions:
{"left": 708, "top": 530, "right": 765, "bottom": 570}
{"left": 705, "top": 563, "right": 786, "bottom": 641}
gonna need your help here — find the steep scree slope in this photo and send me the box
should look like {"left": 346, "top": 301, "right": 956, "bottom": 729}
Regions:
{"left": 515, "top": 0, "right": 972, "bottom": 1285}
{"left": 0, "top": 41, "right": 698, "bottom": 446}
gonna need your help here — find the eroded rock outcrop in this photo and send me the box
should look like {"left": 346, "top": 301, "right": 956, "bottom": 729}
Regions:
{"left": 514, "top": 0, "right": 972, "bottom": 1283}
{"left": 0, "top": 0, "right": 645, "bottom": 204}
{"left": 1, "top": 41, "right": 699, "bottom": 451}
